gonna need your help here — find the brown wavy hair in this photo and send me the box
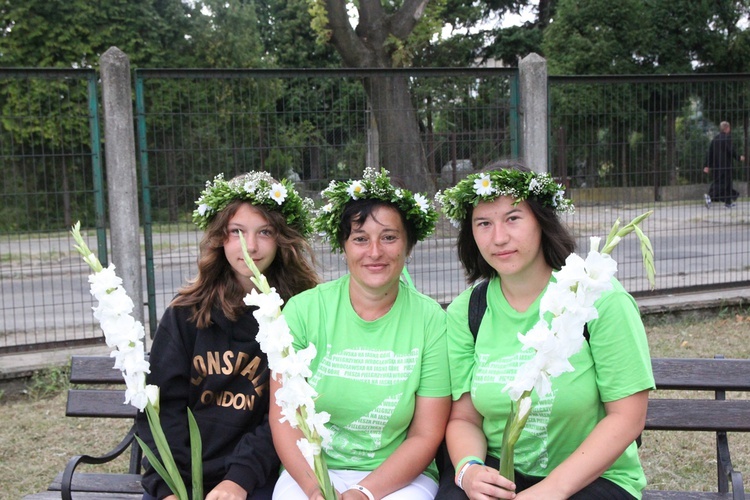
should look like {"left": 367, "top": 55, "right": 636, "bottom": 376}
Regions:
{"left": 171, "top": 199, "right": 319, "bottom": 328}
{"left": 456, "top": 160, "right": 576, "bottom": 283}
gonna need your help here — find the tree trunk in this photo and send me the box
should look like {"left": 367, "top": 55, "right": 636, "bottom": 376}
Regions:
{"left": 362, "top": 75, "right": 431, "bottom": 191}
{"left": 319, "top": 0, "right": 435, "bottom": 192}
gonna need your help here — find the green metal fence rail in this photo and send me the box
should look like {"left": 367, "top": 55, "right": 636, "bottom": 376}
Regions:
{"left": 2, "top": 67, "right": 750, "bottom": 355}
{"left": 0, "top": 68, "right": 106, "bottom": 354}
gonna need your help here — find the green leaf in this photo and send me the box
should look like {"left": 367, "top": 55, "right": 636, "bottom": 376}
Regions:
{"left": 144, "top": 403, "right": 189, "bottom": 499}
{"left": 188, "top": 408, "right": 204, "bottom": 500}
{"left": 135, "top": 435, "right": 186, "bottom": 500}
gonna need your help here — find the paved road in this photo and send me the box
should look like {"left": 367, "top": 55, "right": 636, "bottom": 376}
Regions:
{"left": 2, "top": 201, "right": 749, "bottom": 352}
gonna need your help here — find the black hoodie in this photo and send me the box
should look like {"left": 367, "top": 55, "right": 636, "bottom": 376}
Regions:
{"left": 136, "top": 304, "right": 278, "bottom": 499}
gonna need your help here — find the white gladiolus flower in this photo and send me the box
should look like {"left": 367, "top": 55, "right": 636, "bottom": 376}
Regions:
{"left": 297, "top": 438, "right": 321, "bottom": 468}
{"left": 244, "top": 288, "right": 284, "bottom": 318}
{"left": 88, "top": 263, "right": 123, "bottom": 296}
{"left": 307, "top": 410, "right": 332, "bottom": 446}
{"left": 236, "top": 226, "right": 335, "bottom": 498}
{"left": 71, "top": 224, "right": 156, "bottom": 415}
{"left": 506, "top": 248, "right": 623, "bottom": 400}
{"left": 582, "top": 251, "right": 617, "bottom": 293}
{"left": 497, "top": 212, "right": 654, "bottom": 484}
{"left": 589, "top": 236, "right": 602, "bottom": 253}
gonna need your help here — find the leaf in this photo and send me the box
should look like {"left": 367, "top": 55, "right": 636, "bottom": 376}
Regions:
{"left": 135, "top": 435, "right": 187, "bottom": 500}
{"left": 144, "top": 403, "right": 189, "bottom": 499}
{"left": 188, "top": 408, "right": 204, "bottom": 500}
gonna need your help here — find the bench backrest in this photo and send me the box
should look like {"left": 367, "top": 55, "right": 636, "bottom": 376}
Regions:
{"left": 66, "top": 355, "right": 139, "bottom": 419}
{"left": 646, "top": 357, "right": 750, "bottom": 432}
{"left": 66, "top": 354, "right": 145, "bottom": 476}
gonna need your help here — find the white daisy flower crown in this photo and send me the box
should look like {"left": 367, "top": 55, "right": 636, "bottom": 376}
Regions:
{"left": 193, "top": 171, "right": 314, "bottom": 236}
{"left": 313, "top": 167, "right": 438, "bottom": 252}
{"left": 435, "top": 169, "right": 574, "bottom": 227}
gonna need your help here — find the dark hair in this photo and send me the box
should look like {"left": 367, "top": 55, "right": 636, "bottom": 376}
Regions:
{"left": 456, "top": 161, "right": 576, "bottom": 283}
{"left": 337, "top": 198, "right": 418, "bottom": 254}
{"left": 172, "top": 199, "right": 319, "bottom": 328}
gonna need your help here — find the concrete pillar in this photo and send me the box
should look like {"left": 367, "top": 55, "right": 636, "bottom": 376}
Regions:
{"left": 519, "top": 53, "right": 548, "bottom": 174}
{"left": 100, "top": 47, "right": 144, "bottom": 325}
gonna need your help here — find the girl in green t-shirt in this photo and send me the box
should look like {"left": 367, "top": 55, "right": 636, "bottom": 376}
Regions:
{"left": 436, "top": 162, "right": 654, "bottom": 500}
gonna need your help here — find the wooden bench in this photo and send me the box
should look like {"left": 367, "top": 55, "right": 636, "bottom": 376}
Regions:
{"left": 23, "top": 355, "right": 143, "bottom": 500}
{"left": 26, "top": 355, "right": 750, "bottom": 499}
{"left": 642, "top": 356, "right": 750, "bottom": 499}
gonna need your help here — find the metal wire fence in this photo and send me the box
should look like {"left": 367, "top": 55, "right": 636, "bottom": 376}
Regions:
{"left": 135, "top": 68, "right": 518, "bottom": 334}
{"left": 0, "top": 69, "right": 107, "bottom": 354}
{"left": 549, "top": 74, "right": 750, "bottom": 293}
{"left": 1, "top": 68, "right": 749, "bottom": 355}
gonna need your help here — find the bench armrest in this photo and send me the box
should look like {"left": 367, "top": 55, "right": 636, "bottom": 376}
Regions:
{"left": 60, "top": 424, "right": 140, "bottom": 500}
{"left": 716, "top": 430, "right": 745, "bottom": 500}
{"left": 729, "top": 470, "right": 745, "bottom": 500}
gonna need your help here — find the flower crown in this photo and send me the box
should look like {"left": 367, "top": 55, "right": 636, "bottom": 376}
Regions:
{"left": 193, "top": 171, "right": 314, "bottom": 236}
{"left": 435, "top": 169, "right": 574, "bottom": 227}
{"left": 313, "top": 167, "right": 439, "bottom": 252}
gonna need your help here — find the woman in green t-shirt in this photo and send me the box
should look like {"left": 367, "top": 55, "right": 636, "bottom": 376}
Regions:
{"left": 436, "top": 162, "right": 655, "bottom": 500}
{"left": 270, "top": 168, "right": 452, "bottom": 500}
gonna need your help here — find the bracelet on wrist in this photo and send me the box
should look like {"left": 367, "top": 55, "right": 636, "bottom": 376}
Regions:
{"left": 348, "top": 484, "right": 375, "bottom": 500}
{"left": 455, "top": 459, "right": 484, "bottom": 490}
{"left": 454, "top": 455, "right": 484, "bottom": 474}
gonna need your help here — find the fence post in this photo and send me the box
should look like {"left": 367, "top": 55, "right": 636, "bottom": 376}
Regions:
{"left": 100, "top": 47, "right": 144, "bottom": 325}
{"left": 519, "top": 53, "right": 548, "bottom": 174}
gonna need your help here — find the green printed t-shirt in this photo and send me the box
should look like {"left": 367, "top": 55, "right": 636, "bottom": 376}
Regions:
{"left": 446, "top": 276, "right": 655, "bottom": 499}
{"left": 283, "top": 275, "right": 450, "bottom": 481}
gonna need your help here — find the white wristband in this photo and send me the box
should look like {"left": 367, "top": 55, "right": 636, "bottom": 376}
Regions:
{"left": 348, "top": 484, "right": 375, "bottom": 500}
{"left": 456, "top": 460, "right": 481, "bottom": 490}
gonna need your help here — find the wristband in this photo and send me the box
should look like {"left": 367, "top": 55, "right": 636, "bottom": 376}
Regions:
{"left": 455, "top": 455, "right": 484, "bottom": 473}
{"left": 348, "top": 484, "right": 375, "bottom": 500}
{"left": 455, "top": 459, "right": 483, "bottom": 490}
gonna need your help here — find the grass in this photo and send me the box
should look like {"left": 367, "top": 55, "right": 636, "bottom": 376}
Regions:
{"left": 2, "top": 308, "right": 749, "bottom": 498}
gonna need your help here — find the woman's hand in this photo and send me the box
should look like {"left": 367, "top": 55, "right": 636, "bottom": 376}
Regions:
{"left": 461, "top": 463, "right": 516, "bottom": 500}
{"left": 308, "top": 487, "right": 342, "bottom": 500}
{"left": 205, "top": 479, "right": 247, "bottom": 500}
{"left": 518, "top": 390, "right": 650, "bottom": 498}
{"left": 341, "top": 489, "right": 368, "bottom": 500}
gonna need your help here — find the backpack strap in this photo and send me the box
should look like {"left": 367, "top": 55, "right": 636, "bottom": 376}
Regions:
{"left": 467, "top": 278, "right": 590, "bottom": 345}
{"left": 468, "top": 279, "right": 489, "bottom": 341}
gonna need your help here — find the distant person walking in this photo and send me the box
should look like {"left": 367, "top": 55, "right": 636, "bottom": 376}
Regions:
{"left": 704, "top": 121, "right": 745, "bottom": 209}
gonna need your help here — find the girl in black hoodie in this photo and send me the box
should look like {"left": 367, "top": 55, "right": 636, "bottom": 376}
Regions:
{"left": 137, "top": 172, "right": 319, "bottom": 500}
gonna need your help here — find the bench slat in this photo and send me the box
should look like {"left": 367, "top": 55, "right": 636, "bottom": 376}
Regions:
{"left": 70, "top": 355, "right": 128, "bottom": 384}
{"left": 66, "top": 389, "right": 137, "bottom": 418}
{"left": 23, "top": 493, "right": 142, "bottom": 500}
{"left": 48, "top": 472, "right": 142, "bottom": 493}
{"left": 646, "top": 398, "right": 750, "bottom": 431}
{"left": 651, "top": 358, "right": 750, "bottom": 391}
{"left": 642, "top": 491, "right": 732, "bottom": 499}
